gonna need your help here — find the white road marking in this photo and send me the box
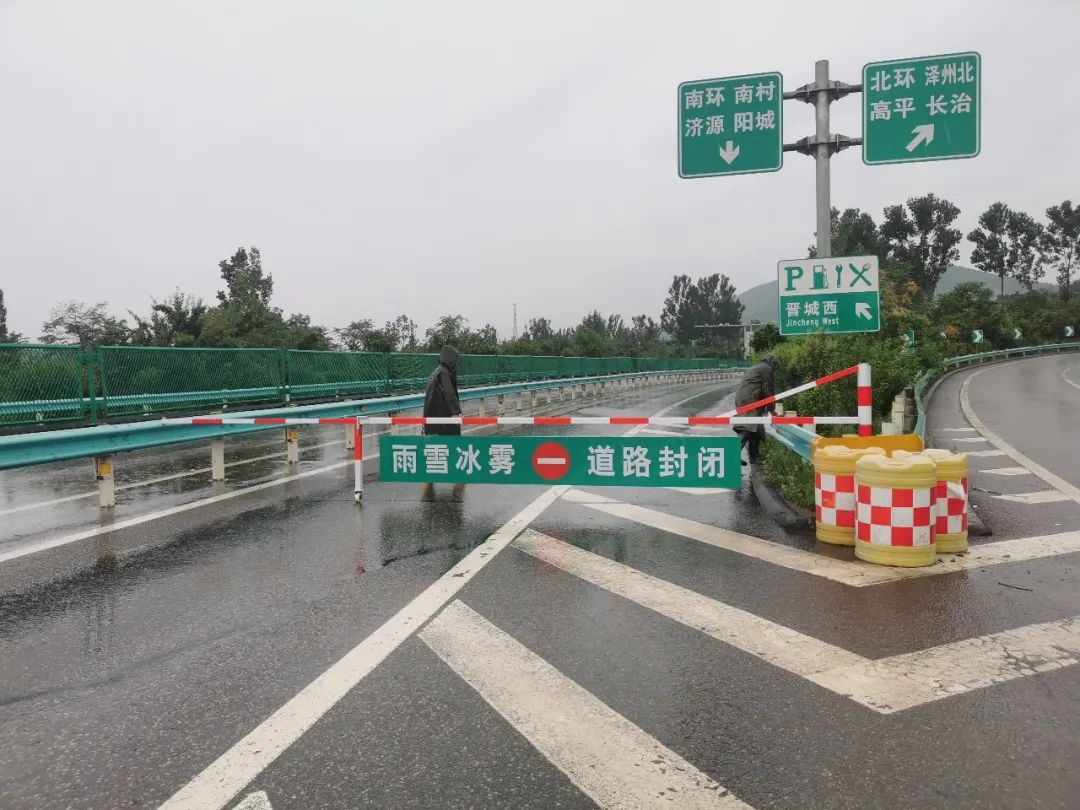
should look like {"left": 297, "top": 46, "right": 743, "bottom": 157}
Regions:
{"left": 0, "top": 441, "right": 345, "bottom": 518}
{"left": 156, "top": 485, "right": 569, "bottom": 810}
{"left": 516, "top": 530, "right": 1080, "bottom": 715}
{"left": 561, "top": 489, "right": 1080, "bottom": 586}
{"left": 666, "top": 487, "right": 735, "bottom": 495}
{"left": 981, "top": 467, "right": 1033, "bottom": 476}
{"left": 994, "top": 490, "right": 1072, "bottom": 505}
{"left": 1062, "top": 367, "right": 1080, "bottom": 391}
{"left": 638, "top": 427, "right": 690, "bottom": 437}
{"left": 514, "top": 530, "right": 861, "bottom": 675}
{"left": 232, "top": 792, "right": 271, "bottom": 810}
{"left": 960, "top": 369, "right": 1080, "bottom": 506}
{"left": 950, "top": 437, "right": 990, "bottom": 443}
{"left": 940, "top": 427, "right": 978, "bottom": 432}
{"left": 964, "top": 449, "right": 1007, "bottom": 458}
{"left": 420, "top": 600, "right": 749, "bottom": 809}
{"left": 808, "top": 616, "right": 1080, "bottom": 714}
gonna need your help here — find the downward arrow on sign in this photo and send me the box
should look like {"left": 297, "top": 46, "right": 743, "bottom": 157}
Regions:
{"left": 855, "top": 302, "right": 873, "bottom": 320}
{"left": 717, "top": 140, "right": 740, "bottom": 164}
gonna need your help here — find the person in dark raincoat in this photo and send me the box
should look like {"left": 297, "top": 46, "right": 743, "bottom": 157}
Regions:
{"left": 423, "top": 345, "right": 462, "bottom": 435}
{"left": 734, "top": 354, "right": 778, "bottom": 465}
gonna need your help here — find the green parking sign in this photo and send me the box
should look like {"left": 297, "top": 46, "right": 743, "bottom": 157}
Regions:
{"left": 379, "top": 436, "right": 741, "bottom": 488}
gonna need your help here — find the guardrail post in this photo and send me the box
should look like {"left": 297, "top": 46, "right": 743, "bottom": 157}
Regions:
{"left": 478, "top": 398, "right": 486, "bottom": 418}
{"left": 211, "top": 439, "right": 226, "bottom": 481}
{"left": 531, "top": 390, "right": 538, "bottom": 409}
{"left": 390, "top": 411, "right": 400, "bottom": 435}
{"left": 517, "top": 392, "right": 525, "bottom": 411}
{"left": 857, "top": 362, "right": 873, "bottom": 437}
{"left": 95, "top": 455, "right": 115, "bottom": 508}
{"left": 497, "top": 394, "right": 505, "bottom": 416}
{"left": 286, "top": 427, "right": 300, "bottom": 464}
{"left": 559, "top": 386, "right": 566, "bottom": 402}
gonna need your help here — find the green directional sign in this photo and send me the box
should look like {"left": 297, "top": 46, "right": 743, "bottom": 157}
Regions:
{"left": 1013, "top": 328, "right": 1023, "bottom": 340}
{"left": 972, "top": 329, "right": 984, "bottom": 344}
{"left": 903, "top": 329, "right": 916, "bottom": 347}
{"left": 1067, "top": 326, "right": 1075, "bottom": 338}
{"left": 777, "top": 255, "right": 880, "bottom": 336}
{"left": 678, "top": 72, "right": 783, "bottom": 178}
{"left": 862, "top": 52, "right": 980, "bottom": 165}
{"left": 380, "top": 435, "right": 741, "bottom": 488}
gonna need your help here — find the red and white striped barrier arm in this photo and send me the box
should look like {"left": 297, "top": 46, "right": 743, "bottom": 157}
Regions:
{"left": 163, "top": 414, "right": 860, "bottom": 427}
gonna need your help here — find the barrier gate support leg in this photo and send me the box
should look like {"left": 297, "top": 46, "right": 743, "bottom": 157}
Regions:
{"left": 286, "top": 427, "right": 300, "bottom": 464}
{"left": 96, "top": 455, "right": 115, "bottom": 508}
{"left": 353, "top": 419, "right": 364, "bottom": 503}
{"left": 857, "top": 362, "right": 873, "bottom": 437}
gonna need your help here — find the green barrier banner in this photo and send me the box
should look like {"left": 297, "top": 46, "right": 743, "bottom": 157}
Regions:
{"left": 379, "top": 435, "right": 741, "bottom": 488}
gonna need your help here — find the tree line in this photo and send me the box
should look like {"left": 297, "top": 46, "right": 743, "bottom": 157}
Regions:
{"left": 0, "top": 247, "right": 745, "bottom": 358}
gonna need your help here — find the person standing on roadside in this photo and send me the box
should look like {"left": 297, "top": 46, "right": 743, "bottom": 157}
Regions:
{"left": 423, "top": 345, "right": 462, "bottom": 435}
{"left": 422, "top": 345, "right": 464, "bottom": 499}
{"left": 733, "top": 354, "right": 779, "bottom": 465}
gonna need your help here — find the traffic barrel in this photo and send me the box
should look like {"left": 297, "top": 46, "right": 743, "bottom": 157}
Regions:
{"left": 914, "top": 448, "right": 969, "bottom": 554}
{"left": 854, "top": 454, "right": 937, "bottom": 567}
{"left": 813, "top": 445, "right": 886, "bottom": 546}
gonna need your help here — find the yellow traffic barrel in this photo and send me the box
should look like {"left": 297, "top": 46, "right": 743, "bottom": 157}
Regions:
{"left": 854, "top": 454, "right": 938, "bottom": 567}
{"left": 813, "top": 445, "right": 886, "bottom": 546}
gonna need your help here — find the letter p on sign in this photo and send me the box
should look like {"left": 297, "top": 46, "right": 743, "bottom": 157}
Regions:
{"left": 784, "top": 265, "right": 804, "bottom": 292}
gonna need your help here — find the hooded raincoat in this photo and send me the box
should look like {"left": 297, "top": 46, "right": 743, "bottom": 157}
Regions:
{"left": 733, "top": 355, "right": 778, "bottom": 436}
{"left": 423, "top": 345, "right": 462, "bottom": 436}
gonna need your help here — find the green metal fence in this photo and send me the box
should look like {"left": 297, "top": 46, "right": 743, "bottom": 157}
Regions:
{"left": 97, "top": 346, "right": 283, "bottom": 417}
{"left": 0, "top": 343, "right": 92, "bottom": 426}
{"left": 0, "top": 343, "right": 749, "bottom": 428}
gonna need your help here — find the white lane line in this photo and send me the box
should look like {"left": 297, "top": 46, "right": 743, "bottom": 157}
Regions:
{"left": 981, "top": 467, "right": 1034, "bottom": 477}
{"left": 0, "top": 441, "right": 345, "bottom": 518}
{"left": 561, "top": 488, "right": 1080, "bottom": 587}
{"left": 157, "top": 485, "right": 569, "bottom": 810}
{"left": 808, "top": 616, "right": 1080, "bottom": 714}
{"left": 232, "top": 792, "right": 271, "bottom": 810}
{"left": 419, "top": 600, "right": 749, "bottom": 809}
{"left": 516, "top": 531, "right": 1080, "bottom": 715}
{"left": 950, "top": 437, "right": 990, "bottom": 443}
{"left": 1062, "top": 367, "right": 1080, "bottom": 391}
{"left": 994, "top": 490, "right": 1072, "bottom": 505}
{"left": 514, "top": 530, "right": 862, "bottom": 676}
{"left": 940, "top": 427, "right": 978, "bottom": 432}
{"left": 666, "top": 487, "right": 735, "bottom": 495}
{"left": 961, "top": 370, "right": 1080, "bottom": 506}
{"left": 638, "top": 427, "right": 689, "bottom": 437}
{"left": 965, "top": 449, "right": 1007, "bottom": 458}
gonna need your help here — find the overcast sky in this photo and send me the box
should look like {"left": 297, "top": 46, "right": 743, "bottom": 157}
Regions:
{"left": 2, "top": 0, "right": 1077, "bottom": 341}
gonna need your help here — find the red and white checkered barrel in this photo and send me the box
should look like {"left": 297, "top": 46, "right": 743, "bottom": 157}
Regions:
{"left": 920, "top": 448, "right": 970, "bottom": 553}
{"left": 813, "top": 445, "right": 886, "bottom": 546}
{"left": 853, "top": 454, "right": 938, "bottom": 568}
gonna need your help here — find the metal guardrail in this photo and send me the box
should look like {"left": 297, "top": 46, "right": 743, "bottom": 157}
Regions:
{"left": 769, "top": 342, "right": 1080, "bottom": 460}
{"left": 0, "top": 343, "right": 749, "bottom": 428}
{"left": 0, "top": 368, "right": 739, "bottom": 470}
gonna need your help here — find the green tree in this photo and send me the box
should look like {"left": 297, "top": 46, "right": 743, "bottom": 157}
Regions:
{"left": 1041, "top": 200, "right": 1080, "bottom": 301}
{"left": 335, "top": 319, "right": 374, "bottom": 352}
{"left": 130, "top": 290, "right": 207, "bottom": 346}
{"left": 809, "top": 207, "right": 887, "bottom": 258}
{"left": 1005, "top": 211, "right": 1044, "bottom": 291}
{"left": 932, "top": 282, "right": 1001, "bottom": 347}
{"left": 661, "top": 273, "right": 743, "bottom": 348}
{"left": 749, "top": 322, "right": 783, "bottom": 354}
{"left": 967, "top": 202, "right": 1011, "bottom": 297}
{"left": 424, "top": 314, "right": 469, "bottom": 351}
{"left": 880, "top": 193, "right": 962, "bottom": 299}
{"left": 40, "top": 301, "right": 130, "bottom": 346}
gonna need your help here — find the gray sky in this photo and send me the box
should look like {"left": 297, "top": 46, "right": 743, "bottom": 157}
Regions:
{"left": 2, "top": 0, "right": 1077, "bottom": 341}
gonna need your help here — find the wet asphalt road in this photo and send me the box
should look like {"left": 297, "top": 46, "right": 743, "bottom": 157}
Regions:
{"left": 1, "top": 361, "right": 1079, "bottom": 810}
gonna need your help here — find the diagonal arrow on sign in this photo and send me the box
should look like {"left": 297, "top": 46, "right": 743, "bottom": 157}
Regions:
{"left": 855, "top": 302, "right": 873, "bottom": 320}
{"left": 905, "top": 123, "right": 935, "bottom": 152}
{"left": 717, "top": 140, "right": 740, "bottom": 164}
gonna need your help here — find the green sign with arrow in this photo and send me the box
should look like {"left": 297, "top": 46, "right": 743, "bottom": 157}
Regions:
{"left": 678, "top": 72, "right": 783, "bottom": 178}
{"left": 1067, "top": 326, "right": 1075, "bottom": 338}
{"left": 777, "top": 255, "right": 880, "bottom": 336}
{"left": 862, "top": 52, "right": 981, "bottom": 165}
{"left": 1013, "top": 328, "right": 1022, "bottom": 340}
{"left": 972, "top": 329, "right": 984, "bottom": 344}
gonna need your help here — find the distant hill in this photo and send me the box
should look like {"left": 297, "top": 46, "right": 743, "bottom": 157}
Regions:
{"left": 737, "top": 264, "right": 1054, "bottom": 324}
